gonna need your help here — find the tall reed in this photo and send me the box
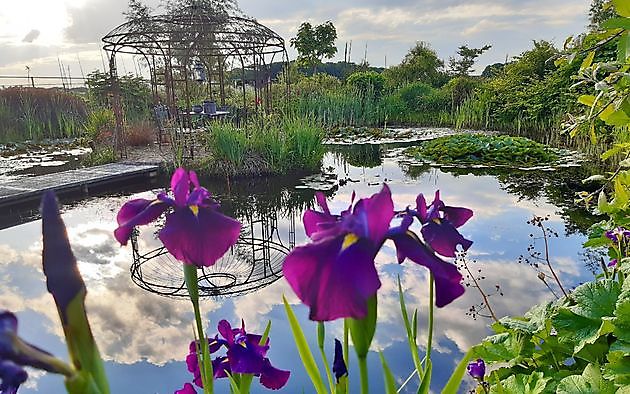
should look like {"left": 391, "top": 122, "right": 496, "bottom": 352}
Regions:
{"left": 0, "top": 87, "right": 88, "bottom": 142}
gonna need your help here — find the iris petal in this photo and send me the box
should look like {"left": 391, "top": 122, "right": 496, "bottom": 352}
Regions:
{"left": 113, "top": 198, "right": 169, "bottom": 245}
{"left": 259, "top": 358, "right": 290, "bottom": 390}
{"left": 227, "top": 342, "right": 265, "bottom": 374}
{"left": 303, "top": 210, "right": 337, "bottom": 239}
{"left": 358, "top": 184, "right": 394, "bottom": 243}
{"left": 389, "top": 231, "right": 465, "bottom": 307}
{"left": 421, "top": 220, "right": 473, "bottom": 258}
{"left": 441, "top": 206, "right": 473, "bottom": 228}
{"left": 174, "top": 382, "right": 197, "bottom": 394}
{"left": 0, "top": 360, "right": 27, "bottom": 394}
{"left": 159, "top": 207, "right": 241, "bottom": 267}
{"left": 171, "top": 168, "right": 190, "bottom": 207}
{"left": 283, "top": 236, "right": 381, "bottom": 321}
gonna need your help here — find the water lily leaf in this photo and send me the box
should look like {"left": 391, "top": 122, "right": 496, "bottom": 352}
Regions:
{"left": 556, "top": 364, "right": 616, "bottom": 394}
{"left": 491, "top": 372, "right": 549, "bottom": 394}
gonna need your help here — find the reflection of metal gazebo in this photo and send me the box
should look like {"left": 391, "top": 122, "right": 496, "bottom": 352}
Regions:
{"left": 129, "top": 212, "right": 295, "bottom": 298}
{"left": 101, "top": 5, "right": 289, "bottom": 152}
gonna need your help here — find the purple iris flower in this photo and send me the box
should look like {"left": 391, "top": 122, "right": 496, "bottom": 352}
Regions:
{"left": 605, "top": 227, "right": 630, "bottom": 243}
{"left": 0, "top": 310, "right": 73, "bottom": 391}
{"left": 284, "top": 185, "right": 394, "bottom": 321}
{"left": 332, "top": 339, "right": 347, "bottom": 383}
{"left": 387, "top": 190, "right": 472, "bottom": 307}
{"left": 114, "top": 168, "right": 241, "bottom": 267}
{"left": 609, "top": 258, "right": 618, "bottom": 267}
{"left": 174, "top": 382, "right": 197, "bottom": 394}
{"left": 185, "top": 320, "right": 290, "bottom": 391}
{"left": 0, "top": 360, "right": 27, "bottom": 394}
{"left": 467, "top": 358, "right": 485, "bottom": 380}
{"left": 413, "top": 191, "right": 473, "bottom": 258}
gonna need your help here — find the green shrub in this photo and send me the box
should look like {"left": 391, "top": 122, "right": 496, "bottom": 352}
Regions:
{"left": 346, "top": 71, "right": 385, "bottom": 98}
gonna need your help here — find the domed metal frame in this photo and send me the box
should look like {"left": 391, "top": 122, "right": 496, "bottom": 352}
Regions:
{"left": 102, "top": 6, "right": 289, "bottom": 153}
{"left": 129, "top": 212, "right": 295, "bottom": 298}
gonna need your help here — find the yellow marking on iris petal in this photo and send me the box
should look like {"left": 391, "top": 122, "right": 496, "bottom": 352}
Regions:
{"left": 190, "top": 205, "right": 199, "bottom": 216}
{"left": 342, "top": 233, "right": 359, "bottom": 250}
{"left": 432, "top": 218, "right": 441, "bottom": 224}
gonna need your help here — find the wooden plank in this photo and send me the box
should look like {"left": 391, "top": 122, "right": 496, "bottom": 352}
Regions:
{"left": 0, "top": 163, "right": 159, "bottom": 208}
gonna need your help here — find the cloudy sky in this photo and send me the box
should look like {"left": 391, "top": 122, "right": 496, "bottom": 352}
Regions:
{"left": 0, "top": 0, "right": 591, "bottom": 85}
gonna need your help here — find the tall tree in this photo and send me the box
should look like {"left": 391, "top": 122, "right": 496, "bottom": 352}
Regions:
{"left": 448, "top": 44, "right": 492, "bottom": 76}
{"left": 383, "top": 41, "right": 446, "bottom": 87}
{"left": 290, "top": 21, "right": 338, "bottom": 74}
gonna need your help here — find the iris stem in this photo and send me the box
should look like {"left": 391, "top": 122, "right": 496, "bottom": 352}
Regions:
{"left": 358, "top": 355, "right": 369, "bottom": 394}
{"left": 343, "top": 321, "right": 349, "bottom": 393}
{"left": 425, "top": 273, "right": 434, "bottom": 369}
{"left": 184, "top": 264, "right": 214, "bottom": 394}
{"left": 317, "top": 323, "right": 335, "bottom": 394}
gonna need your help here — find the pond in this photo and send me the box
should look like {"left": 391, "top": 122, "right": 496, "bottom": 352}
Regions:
{"left": 0, "top": 141, "right": 600, "bottom": 393}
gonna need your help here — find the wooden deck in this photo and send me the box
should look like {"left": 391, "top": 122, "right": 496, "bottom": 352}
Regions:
{"left": 0, "top": 163, "right": 159, "bottom": 208}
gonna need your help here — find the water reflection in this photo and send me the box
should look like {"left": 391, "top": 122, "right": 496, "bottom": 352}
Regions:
{"left": 0, "top": 144, "right": 596, "bottom": 393}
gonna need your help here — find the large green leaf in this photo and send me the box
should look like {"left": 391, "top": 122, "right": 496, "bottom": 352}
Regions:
{"left": 614, "top": 275, "right": 630, "bottom": 342}
{"left": 473, "top": 331, "right": 534, "bottom": 366}
{"left": 490, "top": 372, "right": 549, "bottom": 394}
{"left": 602, "top": 17, "right": 630, "bottom": 29}
{"left": 282, "top": 296, "right": 327, "bottom": 394}
{"left": 603, "top": 351, "right": 630, "bottom": 385}
{"left": 612, "top": 0, "right": 630, "bottom": 17}
{"left": 552, "top": 280, "right": 620, "bottom": 354}
{"left": 556, "top": 364, "right": 616, "bottom": 394}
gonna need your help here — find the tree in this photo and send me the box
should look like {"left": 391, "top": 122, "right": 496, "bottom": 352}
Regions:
{"left": 588, "top": 0, "right": 616, "bottom": 30}
{"left": 124, "top": 0, "right": 152, "bottom": 21}
{"left": 448, "top": 44, "right": 492, "bottom": 76}
{"left": 290, "top": 21, "right": 338, "bottom": 74}
{"left": 382, "top": 41, "right": 447, "bottom": 88}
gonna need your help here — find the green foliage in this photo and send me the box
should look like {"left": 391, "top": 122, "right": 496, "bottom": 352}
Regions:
{"left": 382, "top": 41, "right": 447, "bottom": 88}
{"left": 291, "top": 21, "right": 338, "bottom": 73}
{"left": 202, "top": 116, "right": 325, "bottom": 176}
{"left": 471, "top": 275, "right": 630, "bottom": 393}
{"left": 81, "top": 147, "right": 117, "bottom": 167}
{"left": 0, "top": 87, "right": 88, "bottom": 141}
{"left": 448, "top": 44, "right": 492, "bottom": 76}
{"left": 346, "top": 71, "right": 385, "bottom": 98}
{"left": 85, "top": 70, "right": 152, "bottom": 122}
{"left": 407, "top": 134, "right": 558, "bottom": 166}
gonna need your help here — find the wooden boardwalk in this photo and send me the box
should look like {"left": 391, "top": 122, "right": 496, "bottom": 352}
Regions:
{"left": 0, "top": 163, "right": 159, "bottom": 208}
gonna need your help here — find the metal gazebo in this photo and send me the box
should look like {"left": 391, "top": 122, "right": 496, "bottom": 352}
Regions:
{"left": 102, "top": 5, "right": 289, "bottom": 152}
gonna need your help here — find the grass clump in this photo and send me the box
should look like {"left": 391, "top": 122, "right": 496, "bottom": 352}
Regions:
{"left": 407, "top": 134, "right": 558, "bottom": 166}
{"left": 203, "top": 116, "right": 325, "bottom": 176}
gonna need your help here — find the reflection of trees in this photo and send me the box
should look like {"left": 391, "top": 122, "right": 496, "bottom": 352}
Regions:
{"left": 328, "top": 144, "right": 383, "bottom": 168}
{"left": 402, "top": 164, "right": 602, "bottom": 235}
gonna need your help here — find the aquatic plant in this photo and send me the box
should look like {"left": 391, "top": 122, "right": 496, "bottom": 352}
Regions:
{"left": 0, "top": 87, "right": 88, "bottom": 142}
{"left": 406, "top": 134, "right": 559, "bottom": 166}
{"left": 203, "top": 116, "right": 324, "bottom": 176}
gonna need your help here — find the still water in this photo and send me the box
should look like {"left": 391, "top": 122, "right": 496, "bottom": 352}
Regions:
{"left": 0, "top": 144, "right": 598, "bottom": 393}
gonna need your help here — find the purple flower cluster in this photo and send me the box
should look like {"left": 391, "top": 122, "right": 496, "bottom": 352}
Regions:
{"left": 179, "top": 320, "right": 289, "bottom": 392}
{"left": 605, "top": 227, "right": 630, "bottom": 243}
{"left": 283, "top": 185, "right": 473, "bottom": 321}
{"left": 115, "top": 168, "right": 241, "bottom": 267}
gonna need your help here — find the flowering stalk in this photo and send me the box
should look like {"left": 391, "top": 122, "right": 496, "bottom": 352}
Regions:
{"left": 184, "top": 265, "right": 213, "bottom": 394}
